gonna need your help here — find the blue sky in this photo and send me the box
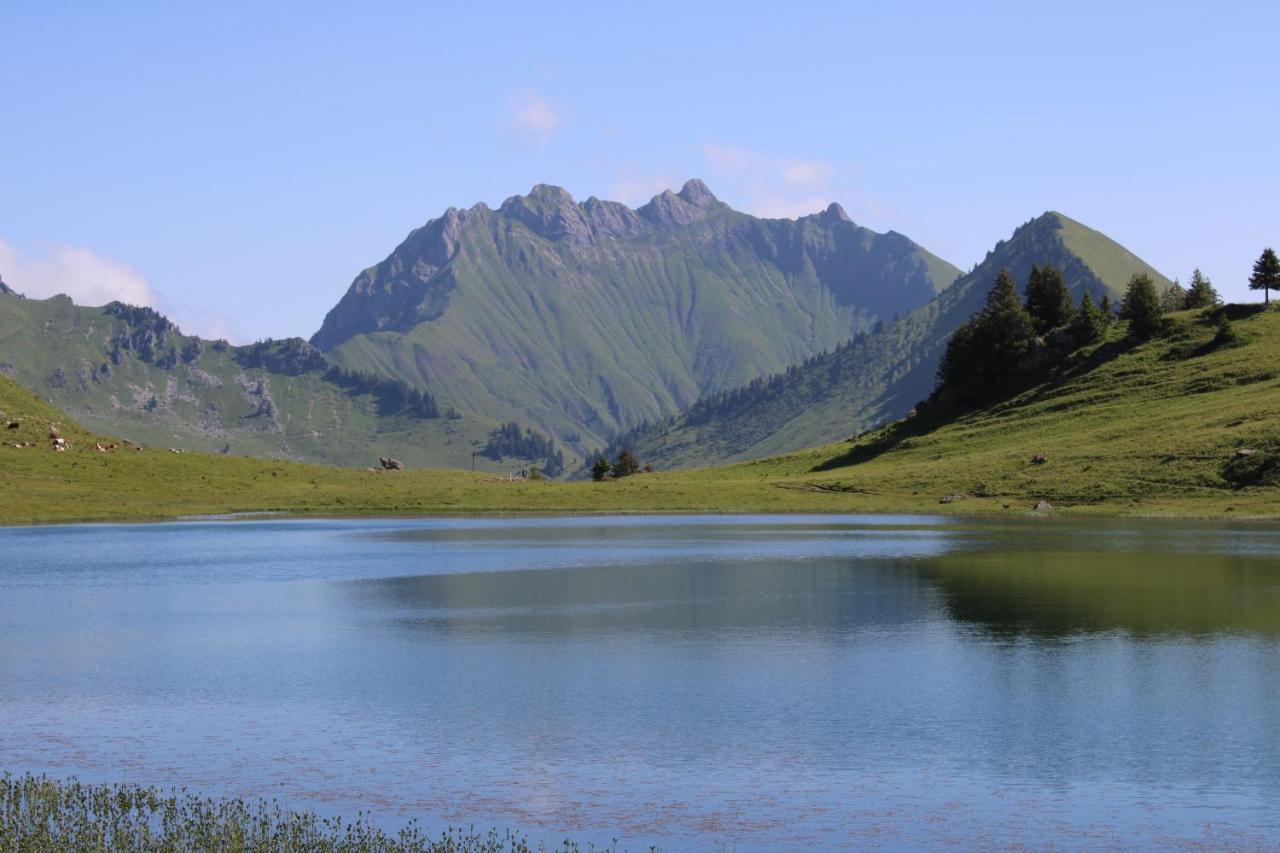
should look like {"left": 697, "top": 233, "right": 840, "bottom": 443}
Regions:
{"left": 2, "top": 1, "right": 1276, "bottom": 341}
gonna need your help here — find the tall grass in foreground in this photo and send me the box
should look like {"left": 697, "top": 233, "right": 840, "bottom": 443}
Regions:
{"left": 0, "top": 774, "right": 617, "bottom": 852}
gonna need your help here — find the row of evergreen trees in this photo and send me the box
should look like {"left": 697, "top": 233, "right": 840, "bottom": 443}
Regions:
{"left": 937, "top": 263, "right": 1227, "bottom": 405}
{"left": 481, "top": 422, "right": 565, "bottom": 476}
{"left": 591, "top": 450, "right": 643, "bottom": 481}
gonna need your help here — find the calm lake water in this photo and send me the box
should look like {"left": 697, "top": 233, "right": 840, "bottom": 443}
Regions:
{"left": 2, "top": 514, "right": 1280, "bottom": 849}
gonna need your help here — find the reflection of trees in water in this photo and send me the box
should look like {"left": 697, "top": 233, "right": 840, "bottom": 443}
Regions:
{"left": 341, "top": 556, "right": 941, "bottom": 638}
{"left": 919, "top": 550, "right": 1280, "bottom": 639}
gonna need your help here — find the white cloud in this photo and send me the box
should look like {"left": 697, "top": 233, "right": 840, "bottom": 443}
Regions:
{"left": 698, "top": 143, "right": 837, "bottom": 219}
{"left": 504, "top": 90, "right": 565, "bottom": 144}
{"left": 0, "top": 238, "right": 157, "bottom": 307}
{"left": 0, "top": 238, "right": 245, "bottom": 342}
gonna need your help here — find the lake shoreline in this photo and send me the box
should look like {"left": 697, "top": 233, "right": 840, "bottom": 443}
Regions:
{"left": 5, "top": 498, "right": 1279, "bottom": 528}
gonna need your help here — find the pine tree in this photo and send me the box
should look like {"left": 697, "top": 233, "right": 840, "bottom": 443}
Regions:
{"left": 981, "top": 269, "right": 1037, "bottom": 362}
{"left": 936, "top": 269, "right": 1036, "bottom": 402}
{"left": 590, "top": 456, "right": 612, "bottom": 482}
{"left": 1119, "top": 273, "right": 1163, "bottom": 338}
{"left": 1099, "top": 293, "right": 1115, "bottom": 326}
{"left": 1070, "top": 292, "right": 1106, "bottom": 344}
{"left": 1159, "top": 279, "right": 1188, "bottom": 313}
{"left": 1024, "top": 265, "right": 1075, "bottom": 334}
{"left": 1249, "top": 248, "right": 1280, "bottom": 305}
{"left": 1184, "top": 268, "right": 1221, "bottom": 309}
{"left": 612, "top": 450, "right": 640, "bottom": 478}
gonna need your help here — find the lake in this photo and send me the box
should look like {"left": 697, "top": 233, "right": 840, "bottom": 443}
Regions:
{"left": 2, "top": 515, "right": 1279, "bottom": 849}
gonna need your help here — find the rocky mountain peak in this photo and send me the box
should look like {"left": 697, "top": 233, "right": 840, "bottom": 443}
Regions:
{"left": 677, "top": 178, "right": 720, "bottom": 209}
{"left": 819, "top": 202, "right": 851, "bottom": 224}
{"left": 500, "top": 184, "right": 591, "bottom": 242}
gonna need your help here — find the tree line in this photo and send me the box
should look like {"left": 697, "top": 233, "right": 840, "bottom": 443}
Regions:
{"left": 481, "top": 422, "right": 566, "bottom": 476}
{"left": 936, "top": 262, "right": 1231, "bottom": 406}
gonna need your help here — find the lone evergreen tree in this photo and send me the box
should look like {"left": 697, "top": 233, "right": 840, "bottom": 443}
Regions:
{"left": 1119, "top": 273, "right": 1163, "bottom": 338}
{"left": 1070, "top": 291, "right": 1106, "bottom": 344}
{"left": 937, "top": 269, "right": 1036, "bottom": 401}
{"left": 1249, "top": 248, "right": 1280, "bottom": 305}
{"left": 612, "top": 450, "right": 640, "bottom": 478}
{"left": 1098, "top": 293, "right": 1115, "bottom": 326}
{"left": 590, "top": 456, "right": 612, "bottom": 482}
{"left": 1024, "top": 265, "right": 1075, "bottom": 334}
{"left": 1159, "top": 279, "right": 1188, "bottom": 313}
{"left": 1184, "top": 268, "right": 1221, "bottom": 309}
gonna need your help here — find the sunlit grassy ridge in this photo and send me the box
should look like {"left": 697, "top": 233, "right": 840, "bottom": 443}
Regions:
{"left": 2, "top": 304, "right": 1279, "bottom": 524}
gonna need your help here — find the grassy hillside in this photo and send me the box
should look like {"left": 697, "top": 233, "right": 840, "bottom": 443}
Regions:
{"left": 3, "top": 304, "right": 1280, "bottom": 524}
{"left": 609, "top": 211, "right": 1174, "bottom": 470}
{"left": 316, "top": 181, "right": 961, "bottom": 449}
{"left": 0, "top": 292, "right": 557, "bottom": 473}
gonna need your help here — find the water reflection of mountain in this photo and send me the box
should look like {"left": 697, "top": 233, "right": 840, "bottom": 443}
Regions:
{"left": 341, "top": 556, "right": 942, "bottom": 638}
{"left": 920, "top": 550, "right": 1280, "bottom": 639}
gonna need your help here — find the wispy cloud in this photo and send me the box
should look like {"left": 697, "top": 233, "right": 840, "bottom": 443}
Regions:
{"left": 700, "top": 143, "right": 838, "bottom": 219}
{"left": 0, "top": 238, "right": 157, "bottom": 307}
{"left": 504, "top": 90, "right": 565, "bottom": 144}
{"left": 609, "top": 168, "right": 681, "bottom": 206}
{"left": 0, "top": 238, "right": 244, "bottom": 342}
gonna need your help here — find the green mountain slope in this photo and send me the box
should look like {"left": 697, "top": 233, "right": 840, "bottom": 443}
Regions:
{"left": 609, "top": 212, "right": 1173, "bottom": 470}
{"left": 4, "top": 304, "right": 1279, "bottom": 524}
{"left": 0, "top": 291, "right": 557, "bottom": 472}
{"left": 312, "top": 180, "right": 961, "bottom": 451}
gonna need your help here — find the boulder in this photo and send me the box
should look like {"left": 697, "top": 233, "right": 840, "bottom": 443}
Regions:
{"left": 1034, "top": 500, "right": 1053, "bottom": 512}
{"left": 379, "top": 456, "right": 405, "bottom": 471}
{"left": 939, "top": 491, "right": 970, "bottom": 504}
{"left": 1031, "top": 453, "right": 1048, "bottom": 465}
{"left": 5, "top": 420, "right": 18, "bottom": 430}
{"left": 1235, "top": 448, "right": 1258, "bottom": 458}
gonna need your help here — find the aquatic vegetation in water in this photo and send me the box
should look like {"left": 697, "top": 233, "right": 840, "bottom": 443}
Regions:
{"left": 0, "top": 774, "right": 616, "bottom": 852}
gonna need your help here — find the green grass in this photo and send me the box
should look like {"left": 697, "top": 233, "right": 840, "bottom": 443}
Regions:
{"left": 0, "top": 774, "right": 593, "bottom": 852}
{"left": 3, "top": 305, "right": 1280, "bottom": 524}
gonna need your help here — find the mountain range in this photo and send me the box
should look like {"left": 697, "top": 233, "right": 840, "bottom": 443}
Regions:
{"left": 312, "top": 179, "right": 958, "bottom": 452}
{"left": 601, "top": 211, "right": 1172, "bottom": 470}
{"left": 0, "top": 182, "right": 1170, "bottom": 473}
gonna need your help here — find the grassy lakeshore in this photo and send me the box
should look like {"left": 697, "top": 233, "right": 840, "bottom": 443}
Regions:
{"left": 3, "top": 305, "right": 1280, "bottom": 524}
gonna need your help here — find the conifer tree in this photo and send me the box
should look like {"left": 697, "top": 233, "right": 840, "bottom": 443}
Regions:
{"left": 1184, "top": 268, "right": 1221, "bottom": 309}
{"left": 1249, "top": 248, "right": 1280, "bottom": 305}
{"left": 612, "top": 450, "right": 640, "bottom": 478}
{"left": 936, "top": 269, "right": 1035, "bottom": 401}
{"left": 1070, "top": 292, "right": 1106, "bottom": 344}
{"left": 1024, "top": 264, "right": 1075, "bottom": 334}
{"left": 1099, "top": 293, "right": 1115, "bottom": 326}
{"left": 1159, "top": 279, "right": 1188, "bottom": 313}
{"left": 1119, "top": 273, "right": 1163, "bottom": 338}
{"left": 590, "top": 456, "right": 612, "bottom": 482}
